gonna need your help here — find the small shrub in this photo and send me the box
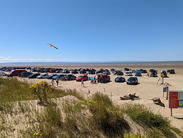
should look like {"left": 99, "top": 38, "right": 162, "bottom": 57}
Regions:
{"left": 36, "top": 105, "right": 63, "bottom": 137}
{"left": 91, "top": 92, "right": 113, "bottom": 107}
{"left": 30, "top": 81, "right": 50, "bottom": 105}
{"left": 88, "top": 93, "right": 130, "bottom": 137}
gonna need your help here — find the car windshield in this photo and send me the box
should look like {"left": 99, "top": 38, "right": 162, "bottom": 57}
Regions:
{"left": 78, "top": 76, "right": 83, "bottom": 78}
{"left": 9, "top": 70, "right": 14, "bottom": 73}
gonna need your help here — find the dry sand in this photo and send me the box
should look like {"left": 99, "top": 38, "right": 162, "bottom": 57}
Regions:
{"left": 9, "top": 64, "right": 183, "bottom": 131}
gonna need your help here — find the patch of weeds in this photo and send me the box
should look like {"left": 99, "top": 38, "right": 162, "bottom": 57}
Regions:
{"left": 171, "top": 127, "right": 183, "bottom": 137}
{"left": 17, "top": 101, "right": 30, "bottom": 114}
{"left": 0, "top": 77, "right": 85, "bottom": 104}
{"left": 88, "top": 93, "right": 130, "bottom": 137}
{"left": 66, "top": 89, "right": 85, "bottom": 101}
{"left": 36, "top": 105, "right": 63, "bottom": 137}
{"left": 0, "top": 102, "right": 14, "bottom": 114}
{"left": 123, "top": 104, "right": 182, "bottom": 138}
{"left": 124, "top": 133, "right": 145, "bottom": 138}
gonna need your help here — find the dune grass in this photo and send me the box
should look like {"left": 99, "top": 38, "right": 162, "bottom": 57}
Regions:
{"left": 87, "top": 92, "right": 130, "bottom": 137}
{"left": 0, "top": 77, "right": 84, "bottom": 104}
{"left": 123, "top": 104, "right": 183, "bottom": 138}
{"left": 22, "top": 93, "right": 130, "bottom": 137}
{"left": 1, "top": 77, "right": 183, "bottom": 137}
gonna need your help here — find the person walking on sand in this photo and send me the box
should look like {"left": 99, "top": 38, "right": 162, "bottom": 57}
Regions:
{"left": 81, "top": 79, "right": 84, "bottom": 87}
{"left": 93, "top": 76, "right": 96, "bottom": 84}
{"left": 51, "top": 78, "right": 54, "bottom": 86}
{"left": 56, "top": 77, "right": 59, "bottom": 87}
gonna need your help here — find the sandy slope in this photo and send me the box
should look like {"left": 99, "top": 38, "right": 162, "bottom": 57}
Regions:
{"left": 11, "top": 65, "right": 183, "bottom": 131}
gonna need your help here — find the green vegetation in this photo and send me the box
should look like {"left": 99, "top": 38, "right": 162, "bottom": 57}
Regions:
{"left": 0, "top": 77, "right": 84, "bottom": 104}
{"left": 87, "top": 93, "right": 130, "bottom": 137}
{"left": 123, "top": 104, "right": 183, "bottom": 137}
{"left": 124, "top": 133, "right": 145, "bottom": 138}
{"left": 0, "top": 77, "right": 183, "bottom": 138}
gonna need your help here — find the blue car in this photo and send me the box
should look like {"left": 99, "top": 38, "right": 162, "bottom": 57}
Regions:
{"left": 52, "top": 74, "right": 66, "bottom": 80}
{"left": 135, "top": 72, "right": 142, "bottom": 76}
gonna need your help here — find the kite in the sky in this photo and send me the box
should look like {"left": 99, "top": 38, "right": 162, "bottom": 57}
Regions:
{"left": 48, "top": 43, "right": 58, "bottom": 49}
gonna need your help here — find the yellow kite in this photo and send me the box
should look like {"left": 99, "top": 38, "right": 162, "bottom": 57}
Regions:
{"left": 48, "top": 43, "right": 58, "bottom": 49}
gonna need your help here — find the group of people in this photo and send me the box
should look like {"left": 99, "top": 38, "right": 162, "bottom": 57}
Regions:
{"left": 91, "top": 76, "right": 97, "bottom": 84}
{"left": 51, "top": 76, "right": 97, "bottom": 87}
{"left": 51, "top": 77, "right": 59, "bottom": 87}
{"left": 81, "top": 77, "right": 97, "bottom": 87}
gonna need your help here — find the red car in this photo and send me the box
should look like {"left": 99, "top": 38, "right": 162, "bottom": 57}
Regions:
{"left": 97, "top": 74, "right": 110, "bottom": 83}
{"left": 50, "top": 69, "right": 56, "bottom": 73}
{"left": 76, "top": 74, "right": 88, "bottom": 81}
{"left": 7, "top": 69, "right": 27, "bottom": 77}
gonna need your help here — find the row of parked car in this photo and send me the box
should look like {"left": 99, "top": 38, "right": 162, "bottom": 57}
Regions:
{"left": 6, "top": 69, "right": 137, "bottom": 84}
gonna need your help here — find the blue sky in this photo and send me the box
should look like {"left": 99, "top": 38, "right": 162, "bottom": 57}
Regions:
{"left": 0, "top": 0, "right": 183, "bottom": 63}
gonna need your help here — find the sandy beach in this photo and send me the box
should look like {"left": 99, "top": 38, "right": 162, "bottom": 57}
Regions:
{"left": 7, "top": 63, "right": 182, "bottom": 131}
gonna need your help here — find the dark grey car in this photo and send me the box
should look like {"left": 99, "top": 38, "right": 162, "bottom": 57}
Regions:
{"left": 126, "top": 77, "right": 138, "bottom": 85}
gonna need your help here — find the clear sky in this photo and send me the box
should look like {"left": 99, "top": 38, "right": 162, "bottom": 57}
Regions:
{"left": 0, "top": 0, "right": 183, "bottom": 63}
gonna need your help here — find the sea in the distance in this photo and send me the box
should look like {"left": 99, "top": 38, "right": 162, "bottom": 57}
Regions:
{"left": 0, "top": 61, "right": 183, "bottom": 67}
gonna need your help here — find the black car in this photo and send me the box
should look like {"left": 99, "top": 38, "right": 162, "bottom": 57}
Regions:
{"left": 56, "top": 69, "right": 63, "bottom": 73}
{"left": 28, "top": 73, "right": 40, "bottom": 79}
{"left": 64, "top": 69, "right": 70, "bottom": 74}
{"left": 115, "top": 77, "right": 125, "bottom": 82}
{"left": 20, "top": 72, "right": 33, "bottom": 77}
{"left": 47, "top": 74, "right": 57, "bottom": 79}
{"left": 149, "top": 69, "right": 158, "bottom": 77}
{"left": 43, "top": 68, "right": 51, "bottom": 73}
{"left": 103, "top": 69, "right": 110, "bottom": 75}
{"left": 124, "top": 68, "right": 130, "bottom": 71}
{"left": 88, "top": 70, "right": 95, "bottom": 74}
{"left": 140, "top": 69, "right": 147, "bottom": 73}
{"left": 167, "top": 69, "right": 175, "bottom": 74}
{"left": 126, "top": 77, "right": 138, "bottom": 85}
{"left": 65, "top": 74, "right": 76, "bottom": 80}
{"left": 72, "top": 69, "right": 78, "bottom": 74}
{"left": 114, "top": 70, "right": 123, "bottom": 75}
{"left": 80, "top": 69, "right": 86, "bottom": 74}
{"left": 96, "top": 69, "right": 104, "bottom": 74}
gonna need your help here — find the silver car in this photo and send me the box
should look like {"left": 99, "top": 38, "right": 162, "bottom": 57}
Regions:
{"left": 37, "top": 73, "right": 50, "bottom": 79}
{"left": 125, "top": 72, "right": 133, "bottom": 76}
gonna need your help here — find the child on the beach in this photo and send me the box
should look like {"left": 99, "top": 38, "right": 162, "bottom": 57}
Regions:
{"left": 81, "top": 79, "right": 84, "bottom": 87}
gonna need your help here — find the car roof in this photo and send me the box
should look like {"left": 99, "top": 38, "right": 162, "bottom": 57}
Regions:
{"left": 129, "top": 77, "right": 137, "bottom": 79}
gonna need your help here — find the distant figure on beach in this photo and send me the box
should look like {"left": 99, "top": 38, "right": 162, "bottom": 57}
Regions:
{"left": 51, "top": 78, "right": 54, "bottom": 86}
{"left": 157, "top": 78, "right": 161, "bottom": 84}
{"left": 147, "top": 73, "right": 149, "bottom": 77}
{"left": 161, "top": 73, "right": 164, "bottom": 84}
{"left": 56, "top": 77, "right": 59, "bottom": 87}
{"left": 93, "top": 76, "right": 96, "bottom": 84}
{"left": 81, "top": 79, "right": 84, "bottom": 87}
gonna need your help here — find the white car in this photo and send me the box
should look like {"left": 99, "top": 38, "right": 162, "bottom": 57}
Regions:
{"left": 37, "top": 74, "right": 50, "bottom": 79}
{"left": 125, "top": 72, "right": 132, "bottom": 76}
{"left": 0, "top": 71, "right": 6, "bottom": 76}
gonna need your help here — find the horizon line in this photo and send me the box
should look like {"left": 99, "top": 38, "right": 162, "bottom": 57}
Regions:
{"left": 0, "top": 60, "right": 183, "bottom": 64}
